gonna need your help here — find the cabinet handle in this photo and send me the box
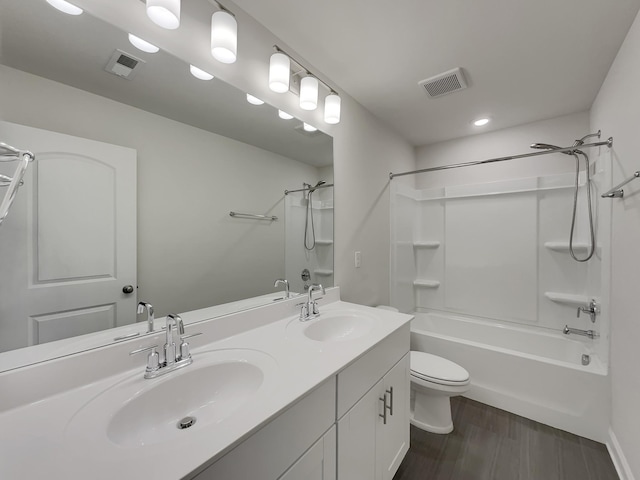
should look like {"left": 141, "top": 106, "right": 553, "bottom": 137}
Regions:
{"left": 386, "top": 387, "right": 394, "bottom": 416}
{"left": 379, "top": 394, "right": 388, "bottom": 424}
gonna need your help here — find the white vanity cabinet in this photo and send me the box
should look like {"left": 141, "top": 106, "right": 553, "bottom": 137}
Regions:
{"left": 336, "top": 327, "right": 410, "bottom": 480}
{"left": 189, "top": 379, "right": 336, "bottom": 480}
{"left": 188, "top": 324, "right": 410, "bottom": 480}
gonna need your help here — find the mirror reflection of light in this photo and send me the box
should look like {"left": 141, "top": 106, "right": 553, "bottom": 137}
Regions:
{"left": 278, "top": 110, "right": 294, "bottom": 120}
{"left": 190, "top": 65, "right": 214, "bottom": 81}
{"left": 46, "top": 0, "right": 83, "bottom": 15}
{"left": 146, "top": 0, "right": 180, "bottom": 30}
{"left": 128, "top": 34, "right": 160, "bottom": 54}
{"left": 246, "top": 94, "right": 264, "bottom": 106}
{"left": 303, "top": 123, "right": 318, "bottom": 132}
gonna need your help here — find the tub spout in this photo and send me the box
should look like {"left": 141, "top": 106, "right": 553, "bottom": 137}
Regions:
{"left": 563, "top": 325, "right": 599, "bottom": 339}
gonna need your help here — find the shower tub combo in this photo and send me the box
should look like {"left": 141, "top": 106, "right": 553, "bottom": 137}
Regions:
{"left": 410, "top": 311, "right": 609, "bottom": 442}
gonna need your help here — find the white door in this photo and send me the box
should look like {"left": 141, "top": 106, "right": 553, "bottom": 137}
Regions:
{"left": 337, "top": 380, "right": 379, "bottom": 480}
{"left": 377, "top": 354, "right": 410, "bottom": 480}
{"left": 0, "top": 121, "right": 136, "bottom": 351}
{"left": 278, "top": 426, "right": 336, "bottom": 480}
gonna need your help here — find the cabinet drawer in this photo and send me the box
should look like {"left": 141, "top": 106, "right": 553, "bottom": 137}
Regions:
{"left": 337, "top": 325, "right": 409, "bottom": 419}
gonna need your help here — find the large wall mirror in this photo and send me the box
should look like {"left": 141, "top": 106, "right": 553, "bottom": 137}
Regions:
{"left": 0, "top": 1, "right": 334, "bottom": 371}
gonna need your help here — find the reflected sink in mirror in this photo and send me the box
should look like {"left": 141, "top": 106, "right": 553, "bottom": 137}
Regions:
{"left": 65, "top": 349, "right": 277, "bottom": 448}
{"left": 296, "top": 311, "right": 376, "bottom": 343}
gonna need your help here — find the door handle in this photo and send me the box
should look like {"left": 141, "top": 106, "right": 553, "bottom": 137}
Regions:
{"left": 122, "top": 285, "right": 135, "bottom": 294}
{"left": 386, "top": 387, "right": 394, "bottom": 416}
{"left": 379, "top": 393, "right": 388, "bottom": 425}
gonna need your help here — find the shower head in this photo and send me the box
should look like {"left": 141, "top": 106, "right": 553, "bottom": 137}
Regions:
{"left": 530, "top": 143, "right": 577, "bottom": 156}
{"left": 308, "top": 181, "right": 326, "bottom": 193}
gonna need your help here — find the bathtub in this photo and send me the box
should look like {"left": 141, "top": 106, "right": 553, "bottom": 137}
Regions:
{"left": 410, "top": 311, "right": 610, "bottom": 442}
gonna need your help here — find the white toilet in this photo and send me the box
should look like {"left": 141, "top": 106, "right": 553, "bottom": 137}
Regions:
{"left": 409, "top": 351, "right": 470, "bottom": 434}
{"left": 375, "top": 306, "right": 470, "bottom": 434}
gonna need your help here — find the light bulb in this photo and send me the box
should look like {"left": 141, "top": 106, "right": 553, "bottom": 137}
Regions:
{"left": 303, "top": 123, "right": 317, "bottom": 132}
{"left": 46, "top": 0, "right": 83, "bottom": 15}
{"left": 190, "top": 65, "right": 214, "bottom": 81}
{"left": 300, "top": 76, "right": 318, "bottom": 111}
{"left": 278, "top": 110, "right": 294, "bottom": 120}
{"left": 473, "top": 118, "right": 490, "bottom": 126}
{"left": 128, "top": 34, "right": 159, "bottom": 54}
{"left": 269, "top": 53, "right": 290, "bottom": 93}
{"left": 246, "top": 94, "right": 264, "bottom": 105}
{"left": 146, "top": 0, "right": 180, "bottom": 30}
{"left": 324, "top": 94, "right": 341, "bottom": 124}
{"left": 211, "top": 11, "right": 237, "bottom": 64}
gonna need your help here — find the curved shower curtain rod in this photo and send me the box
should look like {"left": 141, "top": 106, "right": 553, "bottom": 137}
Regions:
{"left": 389, "top": 136, "right": 613, "bottom": 179}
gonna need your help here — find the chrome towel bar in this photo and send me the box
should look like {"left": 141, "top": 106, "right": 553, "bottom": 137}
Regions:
{"left": 601, "top": 171, "right": 640, "bottom": 198}
{"left": 229, "top": 211, "right": 278, "bottom": 221}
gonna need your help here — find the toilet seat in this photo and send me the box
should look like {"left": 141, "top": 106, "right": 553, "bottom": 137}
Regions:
{"left": 410, "top": 351, "right": 470, "bottom": 387}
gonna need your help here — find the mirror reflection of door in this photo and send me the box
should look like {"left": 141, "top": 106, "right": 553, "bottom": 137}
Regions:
{"left": 0, "top": 121, "right": 136, "bottom": 352}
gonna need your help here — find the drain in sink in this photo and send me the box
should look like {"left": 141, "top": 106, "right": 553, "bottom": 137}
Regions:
{"left": 177, "top": 416, "right": 196, "bottom": 429}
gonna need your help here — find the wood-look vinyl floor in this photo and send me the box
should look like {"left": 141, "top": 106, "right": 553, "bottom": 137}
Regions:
{"left": 393, "top": 397, "right": 618, "bottom": 480}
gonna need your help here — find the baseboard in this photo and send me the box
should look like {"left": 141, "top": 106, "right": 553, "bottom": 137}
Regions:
{"left": 607, "top": 428, "right": 636, "bottom": 480}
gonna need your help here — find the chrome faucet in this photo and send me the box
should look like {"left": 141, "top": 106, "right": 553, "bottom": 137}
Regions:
{"left": 563, "top": 325, "right": 599, "bottom": 339}
{"left": 274, "top": 278, "right": 290, "bottom": 299}
{"left": 137, "top": 301, "right": 155, "bottom": 333}
{"left": 577, "top": 299, "right": 599, "bottom": 323}
{"left": 299, "top": 283, "right": 325, "bottom": 321}
{"left": 130, "top": 313, "right": 201, "bottom": 379}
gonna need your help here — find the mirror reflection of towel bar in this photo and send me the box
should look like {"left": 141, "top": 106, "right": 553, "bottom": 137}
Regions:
{"left": 229, "top": 211, "right": 278, "bottom": 221}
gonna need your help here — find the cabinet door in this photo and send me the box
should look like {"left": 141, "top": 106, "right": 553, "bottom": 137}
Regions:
{"left": 279, "top": 426, "right": 336, "bottom": 480}
{"left": 337, "top": 379, "right": 382, "bottom": 480}
{"left": 376, "top": 353, "right": 410, "bottom": 480}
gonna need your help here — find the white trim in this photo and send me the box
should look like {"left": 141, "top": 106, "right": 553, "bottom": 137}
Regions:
{"left": 607, "top": 427, "right": 636, "bottom": 480}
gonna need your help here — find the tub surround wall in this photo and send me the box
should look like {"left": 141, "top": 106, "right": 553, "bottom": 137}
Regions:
{"left": 591, "top": 7, "right": 640, "bottom": 480}
{"left": 391, "top": 167, "right": 610, "bottom": 366}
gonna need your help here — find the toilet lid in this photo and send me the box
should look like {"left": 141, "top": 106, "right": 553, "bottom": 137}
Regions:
{"left": 410, "top": 351, "right": 469, "bottom": 384}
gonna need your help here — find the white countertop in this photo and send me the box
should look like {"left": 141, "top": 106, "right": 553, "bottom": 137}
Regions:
{"left": 0, "top": 292, "right": 412, "bottom": 479}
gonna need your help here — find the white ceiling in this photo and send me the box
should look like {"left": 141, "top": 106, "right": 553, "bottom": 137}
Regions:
{"left": 234, "top": 0, "right": 640, "bottom": 146}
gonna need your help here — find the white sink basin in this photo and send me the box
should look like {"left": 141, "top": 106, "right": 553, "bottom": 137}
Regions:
{"left": 302, "top": 312, "right": 376, "bottom": 342}
{"left": 65, "top": 348, "right": 277, "bottom": 448}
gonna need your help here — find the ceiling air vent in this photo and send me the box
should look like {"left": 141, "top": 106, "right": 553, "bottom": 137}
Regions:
{"left": 105, "top": 50, "right": 146, "bottom": 80}
{"left": 418, "top": 67, "right": 468, "bottom": 98}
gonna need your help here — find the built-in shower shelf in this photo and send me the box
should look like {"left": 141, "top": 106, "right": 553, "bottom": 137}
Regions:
{"left": 544, "top": 292, "right": 590, "bottom": 307}
{"left": 413, "top": 279, "right": 440, "bottom": 288}
{"left": 413, "top": 241, "right": 441, "bottom": 249}
{"left": 314, "top": 239, "right": 333, "bottom": 246}
{"left": 544, "top": 242, "right": 590, "bottom": 254}
{"left": 314, "top": 269, "right": 334, "bottom": 276}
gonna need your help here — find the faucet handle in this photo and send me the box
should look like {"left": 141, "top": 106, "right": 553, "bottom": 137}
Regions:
{"left": 178, "top": 332, "right": 202, "bottom": 361}
{"left": 130, "top": 345, "right": 160, "bottom": 373}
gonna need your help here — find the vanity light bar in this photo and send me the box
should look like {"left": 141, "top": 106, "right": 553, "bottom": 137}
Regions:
{"left": 270, "top": 45, "right": 342, "bottom": 124}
